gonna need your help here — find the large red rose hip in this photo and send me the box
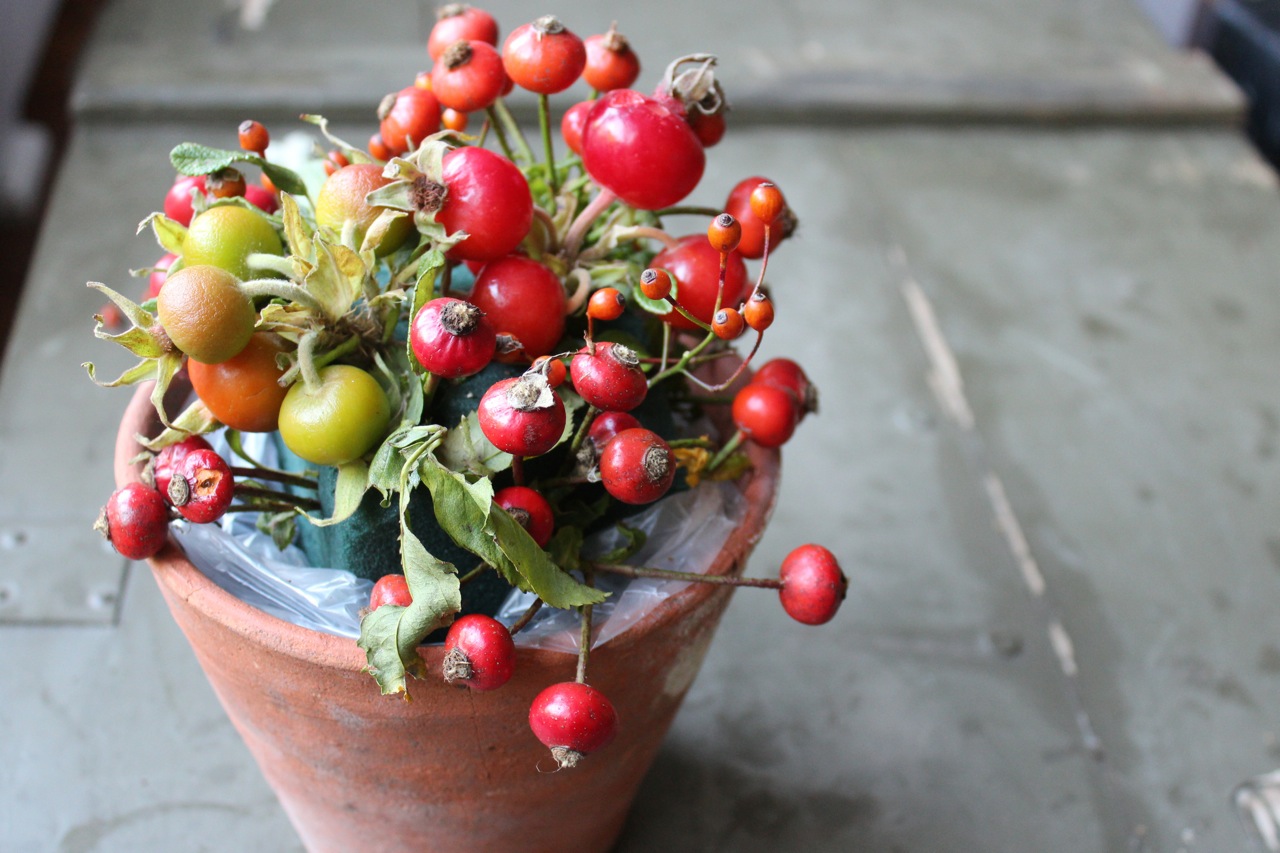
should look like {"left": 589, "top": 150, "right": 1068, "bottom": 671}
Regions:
{"left": 466, "top": 256, "right": 566, "bottom": 358}
{"left": 581, "top": 89, "right": 705, "bottom": 211}
{"left": 438, "top": 146, "right": 533, "bottom": 263}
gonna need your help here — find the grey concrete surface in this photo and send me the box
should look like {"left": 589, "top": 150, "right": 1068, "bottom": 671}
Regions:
{"left": 74, "top": 0, "right": 1242, "bottom": 125}
{"left": 4, "top": 0, "right": 1280, "bottom": 851}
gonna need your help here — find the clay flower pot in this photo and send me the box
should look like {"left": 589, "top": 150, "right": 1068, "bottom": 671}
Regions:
{"left": 114, "top": 380, "right": 780, "bottom": 853}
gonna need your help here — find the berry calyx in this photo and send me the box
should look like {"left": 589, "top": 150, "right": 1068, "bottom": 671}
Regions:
{"left": 599, "top": 428, "right": 675, "bottom": 505}
{"left": 369, "top": 573, "right": 412, "bottom": 611}
{"left": 169, "top": 448, "right": 235, "bottom": 524}
{"left": 778, "top": 544, "right": 848, "bottom": 625}
{"left": 529, "top": 681, "right": 618, "bottom": 769}
{"left": 494, "top": 486, "right": 555, "bottom": 548}
{"left": 410, "top": 297, "right": 497, "bottom": 378}
{"left": 570, "top": 342, "right": 648, "bottom": 412}
{"left": 477, "top": 376, "right": 567, "bottom": 457}
{"left": 97, "top": 483, "right": 170, "bottom": 560}
{"left": 443, "top": 614, "right": 516, "bottom": 691}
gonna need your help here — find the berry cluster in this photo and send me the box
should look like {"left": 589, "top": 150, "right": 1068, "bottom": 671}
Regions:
{"left": 90, "top": 5, "right": 847, "bottom": 771}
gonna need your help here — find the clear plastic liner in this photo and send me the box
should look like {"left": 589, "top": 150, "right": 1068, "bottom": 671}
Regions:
{"left": 175, "top": 430, "right": 747, "bottom": 648}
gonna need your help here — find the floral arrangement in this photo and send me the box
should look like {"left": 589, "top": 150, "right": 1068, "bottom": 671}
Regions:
{"left": 90, "top": 6, "right": 846, "bottom": 770}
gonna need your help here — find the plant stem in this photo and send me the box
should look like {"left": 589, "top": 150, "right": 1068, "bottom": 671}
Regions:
{"left": 492, "top": 99, "right": 536, "bottom": 165}
{"left": 705, "top": 428, "right": 745, "bottom": 473}
{"left": 654, "top": 205, "right": 721, "bottom": 219}
{"left": 591, "top": 561, "right": 780, "bottom": 589}
{"left": 230, "top": 466, "right": 318, "bottom": 490}
{"left": 512, "top": 455, "right": 526, "bottom": 487}
{"left": 567, "top": 404, "right": 600, "bottom": 457}
{"left": 234, "top": 484, "right": 322, "bottom": 510}
{"left": 648, "top": 328, "right": 718, "bottom": 387}
{"left": 240, "top": 280, "right": 324, "bottom": 313}
{"left": 458, "top": 563, "right": 488, "bottom": 585}
{"left": 538, "top": 93, "right": 559, "bottom": 197}
{"left": 484, "top": 106, "right": 517, "bottom": 163}
{"left": 662, "top": 295, "right": 712, "bottom": 332}
{"left": 313, "top": 335, "right": 362, "bottom": 370}
{"left": 575, "top": 568, "right": 596, "bottom": 684}
{"left": 509, "top": 597, "right": 543, "bottom": 635}
{"left": 563, "top": 187, "right": 617, "bottom": 262}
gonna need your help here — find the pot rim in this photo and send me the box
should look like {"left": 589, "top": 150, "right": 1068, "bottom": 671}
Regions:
{"left": 114, "top": 376, "right": 780, "bottom": 672}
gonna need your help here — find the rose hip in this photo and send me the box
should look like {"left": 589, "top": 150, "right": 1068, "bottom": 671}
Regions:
{"left": 443, "top": 614, "right": 516, "bottom": 691}
{"left": 97, "top": 483, "right": 170, "bottom": 560}
{"left": 778, "top": 544, "right": 848, "bottom": 625}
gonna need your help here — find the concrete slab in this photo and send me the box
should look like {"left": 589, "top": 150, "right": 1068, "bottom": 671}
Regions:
{"left": 72, "top": 0, "right": 1243, "bottom": 125}
{"left": 6, "top": 117, "right": 1279, "bottom": 851}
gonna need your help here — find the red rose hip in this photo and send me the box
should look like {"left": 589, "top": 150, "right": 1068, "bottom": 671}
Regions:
{"left": 410, "top": 297, "right": 496, "bottom": 378}
{"left": 599, "top": 428, "right": 675, "bottom": 505}
{"left": 570, "top": 342, "right": 648, "bottom": 412}
{"left": 443, "top": 614, "right": 516, "bottom": 691}
{"left": 369, "top": 574, "right": 412, "bottom": 611}
{"left": 477, "top": 375, "right": 566, "bottom": 457}
{"left": 529, "top": 681, "right": 618, "bottom": 769}
{"left": 97, "top": 483, "right": 170, "bottom": 560}
{"left": 778, "top": 544, "right": 848, "bottom": 625}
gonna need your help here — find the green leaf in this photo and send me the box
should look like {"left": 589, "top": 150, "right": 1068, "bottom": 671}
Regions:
{"left": 436, "top": 411, "right": 512, "bottom": 478}
{"left": 88, "top": 282, "right": 156, "bottom": 332}
{"left": 256, "top": 511, "right": 298, "bottom": 551}
{"left": 136, "top": 213, "right": 187, "bottom": 257}
{"left": 418, "top": 454, "right": 606, "bottom": 608}
{"left": 169, "top": 142, "right": 307, "bottom": 196}
{"left": 548, "top": 525, "right": 584, "bottom": 573}
{"left": 357, "top": 605, "right": 424, "bottom": 696}
{"left": 596, "top": 522, "right": 648, "bottom": 565}
{"left": 630, "top": 274, "right": 676, "bottom": 315}
{"left": 138, "top": 395, "right": 219, "bottom": 451}
{"left": 300, "top": 115, "right": 373, "bottom": 165}
{"left": 147, "top": 352, "right": 185, "bottom": 430}
{"left": 83, "top": 356, "right": 156, "bottom": 389}
{"left": 278, "top": 192, "right": 313, "bottom": 260}
{"left": 305, "top": 239, "right": 365, "bottom": 322}
{"left": 295, "top": 460, "right": 368, "bottom": 528}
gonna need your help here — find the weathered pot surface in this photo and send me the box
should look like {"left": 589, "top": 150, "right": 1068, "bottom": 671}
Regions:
{"left": 114, "top": 377, "right": 780, "bottom": 853}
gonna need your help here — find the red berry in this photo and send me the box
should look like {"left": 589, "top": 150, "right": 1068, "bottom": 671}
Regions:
{"left": 586, "top": 287, "right": 625, "bottom": 322}
{"left": 164, "top": 174, "right": 206, "bottom": 227}
{"left": 529, "top": 681, "right": 618, "bottom": 769}
{"left": 638, "top": 267, "right": 673, "bottom": 301}
{"left": 742, "top": 290, "right": 775, "bottom": 332}
{"left": 442, "top": 107, "right": 469, "bottom": 132}
{"left": 582, "top": 25, "right": 641, "bottom": 92}
{"left": 427, "top": 4, "right": 500, "bottom": 61}
{"left": 712, "top": 307, "right": 745, "bottom": 340}
{"left": 467, "top": 256, "right": 566, "bottom": 358}
{"left": 502, "top": 16, "right": 586, "bottom": 95}
{"left": 732, "top": 383, "right": 798, "bottom": 448}
{"left": 443, "top": 614, "right": 516, "bottom": 691}
{"left": 237, "top": 119, "right": 269, "bottom": 156}
{"left": 749, "top": 181, "right": 785, "bottom": 223}
{"left": 206, "top": 167, "right": 246, "bottom": 199}
{"left": 599, "top": 428, "right": 675, "bottom": 505}
{"left": 431, "top": 40, "right": 507, "bottom": 114}
{"left": 169, "top": 448, "right": 235, "bottom": 524}
{"left": 493, "top": 486, "right": 555, "bottom": 548}
{"left": 581, "top": 89, "right": 705, "bottom": 211}
{"left": 98, "top": 483, "right": 170, "bottom": 560}
{"left": 378, "top": 85, "right": 442, "bottom": 155}
{"left": 477, "top": 376, "right": 567, "bottom": 457}
{"left": 531, "top": 355, "right": 567, "bottom": 388}
{"left": 706, "top": 213, "right": 742, "bottom": 254}
{"left": 244, "top": 183, "right": 279, "bottom": 215}
{"left": 752, "top": 357, "right": 817, "bottom": 419}
{"left": 561, "top": 100, "right": 593, "bottom": 157}
{"left": 152, "top": 435, "right": 214, "bottom": 504}
{"left": 587, "top": 410, "right": 641, "bottom": 450}
{"left": 688, "top": 107, "right": 727, "bottom": 148}
{"left": 651, "top": 235, "right": 749, "bottom": 331}
{"left": 368, "top": 132, "right": 394, "bottom": 162}
{"left": 778, "top": 544, "right": 848, "bottom": 625}
{"left": 438, "top": 147, "right": 533, "bottom": 263}
{"left": 146, "top": 253, "right": 178, "bottom": 300}
{"left": 369, "top": 573, "right": 412, "bottom": 610}
{"left": 570, "top": 342, "right": 648, "bottom": 412}
{"left": 725, "top": 176, "right": 795, "bottom": 260}
{"left": 410, "top": 297, "right": 496, "bottom": 378}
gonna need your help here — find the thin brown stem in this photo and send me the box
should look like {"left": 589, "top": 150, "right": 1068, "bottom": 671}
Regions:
{"left": 509, "top": 597, "right": 544, "bottom": 635}
{"left": 591, "top": 561, "right": 779, "bottom": 589}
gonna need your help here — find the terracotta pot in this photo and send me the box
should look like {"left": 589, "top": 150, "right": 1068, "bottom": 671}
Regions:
{"left": 114, "top": 380, "right": 780, "bottom": 853}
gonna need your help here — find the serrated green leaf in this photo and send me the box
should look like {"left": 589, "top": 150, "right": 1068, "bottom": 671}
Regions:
{"left": 418, "top": 454, "right": 606, "bottom": 608}
{"left": 436, "top": 411, "right": 513, "bottom": 477}
{"left": 169, "top": 142, "right": 307, "bottom": 197}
